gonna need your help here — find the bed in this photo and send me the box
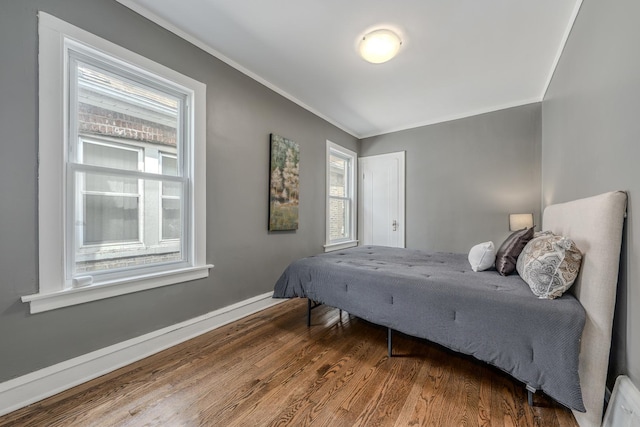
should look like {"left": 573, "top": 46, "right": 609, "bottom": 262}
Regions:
{"left": 273, "top": 191, "right": 627, "bottom": 427}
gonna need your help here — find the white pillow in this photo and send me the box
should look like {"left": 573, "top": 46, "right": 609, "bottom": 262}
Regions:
{"left": 468, "top": 241, "right": 496, "bottom": 272}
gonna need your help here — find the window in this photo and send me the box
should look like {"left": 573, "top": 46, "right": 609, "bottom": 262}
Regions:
{"left": 325, "top": 141, "right": 357, "bottom": 251}
{"left": 23, "top": 13, "right": 211, "bottom": 313}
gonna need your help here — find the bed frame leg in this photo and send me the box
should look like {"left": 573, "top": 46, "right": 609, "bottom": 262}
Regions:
{"left": 307, "top": 298, "right": 312, "bottom": 327}
{"left": 526, "top": 385, "right": 536, "bottom": 406}
{"left": 388, "top": 328, "right": 393, "bottom": 357}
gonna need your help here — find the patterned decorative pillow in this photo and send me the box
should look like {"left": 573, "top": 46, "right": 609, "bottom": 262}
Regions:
{"left": 534, "top": 230, "right": 554, "bottom": 238}
{"left": 516, "top": 233, "right": 583, "bottom": 299}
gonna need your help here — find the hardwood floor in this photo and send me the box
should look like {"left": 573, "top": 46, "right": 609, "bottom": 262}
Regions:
{"left": 0, "top": 299, "right": 577, "bottom": 426}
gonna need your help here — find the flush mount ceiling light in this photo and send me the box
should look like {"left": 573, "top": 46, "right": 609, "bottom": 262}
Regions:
{"left": 358, "top": 29, "right": 402, "bottom": 64}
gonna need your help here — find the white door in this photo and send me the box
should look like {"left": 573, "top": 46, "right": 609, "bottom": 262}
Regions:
{"left": 358, "top": 151, "right": 405, "bottom": 247}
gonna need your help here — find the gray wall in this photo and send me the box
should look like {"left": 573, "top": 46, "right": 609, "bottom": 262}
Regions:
{"left": 360, "top": 104, "right": 542, "bottom": 253}
{"left": 542, "top": 0, "right": 640, "bottom": 388}
{"left": 0, "top": 0, "right": 357, "bottom": 383}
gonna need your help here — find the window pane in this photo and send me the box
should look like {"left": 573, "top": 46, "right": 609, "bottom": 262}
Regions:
{"left": 161, "top": 155, "right": 177, "bottom": 176}
{"left": 160, "top": 155, "right": 180, "bottom": 197}
{"left": 329, "top": 198, "right": 350, "bottom": 241}
{"left": 84, "top": 194, "right": 139, "bottom": 245}
{"left": 162, "top": 182, "right": 181, "bottom": 197}
{"left": 162, "top": 198, "right": 181, "bottom": 240}
{"left": 329, "top": 154, "right": 348, "bottom": 197}
{"left": 75, "top": 61, "right": 181, "bottom": 170}
{"left": 83, "top": 141, "right": 139, "bottom": 170}
{"left": 74, "top": 169, "right": 184, "bottom": 275}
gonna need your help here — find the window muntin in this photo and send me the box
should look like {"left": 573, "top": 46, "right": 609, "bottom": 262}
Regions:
{"left": 325, "top": 142, "right": 357, "bottom": 251}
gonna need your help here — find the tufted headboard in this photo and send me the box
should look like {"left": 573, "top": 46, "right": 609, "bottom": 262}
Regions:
{"left": 543, "top": 191, "right": 627, "bottom": 427}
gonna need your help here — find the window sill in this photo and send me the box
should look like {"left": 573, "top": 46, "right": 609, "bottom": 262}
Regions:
{"left": 22, "top": 264, "right": 213, "bottom": 314}
{"left": 323, "top": 240, "right": 358, "bottom": 252}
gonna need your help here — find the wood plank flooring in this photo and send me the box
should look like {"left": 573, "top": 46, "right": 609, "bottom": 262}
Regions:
{"left": 0, "top": 299, "right": 577, "bottom": 426}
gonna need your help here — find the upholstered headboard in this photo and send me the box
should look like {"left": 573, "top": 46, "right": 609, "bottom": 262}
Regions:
{"left": 543, "top": 191, "right": 627, "bottom": 427}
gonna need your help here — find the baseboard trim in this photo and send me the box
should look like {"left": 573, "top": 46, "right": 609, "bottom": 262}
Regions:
{"left": 0, "top": 292, "right": 284, "bottom": 417}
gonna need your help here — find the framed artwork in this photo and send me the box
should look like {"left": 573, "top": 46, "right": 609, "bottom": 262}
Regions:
{"left": 269, "top": 133, "right": 299, "bottom": 231}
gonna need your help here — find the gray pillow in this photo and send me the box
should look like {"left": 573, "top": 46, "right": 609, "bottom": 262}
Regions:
{"left": 495, "top": 227, "right": 534, "bottom": 276}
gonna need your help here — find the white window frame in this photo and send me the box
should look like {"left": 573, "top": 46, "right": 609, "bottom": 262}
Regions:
{"left": 23, "top": 12, "right": 212, "bottom": 314}
{"left": 324, "top": 141, "right": 358, "bottom": 252}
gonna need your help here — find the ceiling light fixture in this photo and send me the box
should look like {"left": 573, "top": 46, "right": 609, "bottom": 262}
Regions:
{"left": 358, "top": 29, "right": 402, "bottom": 64}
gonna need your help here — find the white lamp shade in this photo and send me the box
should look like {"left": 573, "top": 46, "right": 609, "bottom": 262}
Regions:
{"left": 358, "top": 29, "right": 402, "bottom": 64}
{"left": 509, "top": 213, "right": 534, "bottom": 231}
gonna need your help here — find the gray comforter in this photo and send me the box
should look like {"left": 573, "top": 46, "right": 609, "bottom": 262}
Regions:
{"left": 273, "top": 246, "right": 586, "bottom": 411}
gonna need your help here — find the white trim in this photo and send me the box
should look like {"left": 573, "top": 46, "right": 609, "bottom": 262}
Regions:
{"left": 38, "top": 12, "right": 67, "bottom": 297}
{"left": 21, "top": 264, "right": 214, "bottom": 314}
{"left": 115, "top": 0, "right": 357, "bottom": 139}
{"left": 0, "top": 292, "right": 284, "bottom": 417}
{"left": 541, "top": 0, "right": 584, "bottom": 99}
{"left": 323, "top": 240, "right": 359, "bottom": 252}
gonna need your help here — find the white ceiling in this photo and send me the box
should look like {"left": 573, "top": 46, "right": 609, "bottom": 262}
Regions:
{"left": 117, "top": 0, "right": 582, "bottom": 138}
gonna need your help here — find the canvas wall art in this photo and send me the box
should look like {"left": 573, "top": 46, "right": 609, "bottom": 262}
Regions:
{"left": 269, "top": 134, "right": 299, "bottom": 231}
